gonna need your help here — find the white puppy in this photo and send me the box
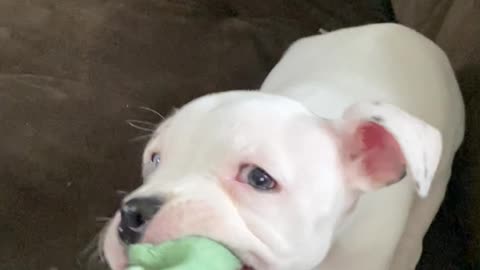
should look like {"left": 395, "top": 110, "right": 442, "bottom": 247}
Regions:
{"left": 103, "top": 23, "right": 465, "bottom": 270}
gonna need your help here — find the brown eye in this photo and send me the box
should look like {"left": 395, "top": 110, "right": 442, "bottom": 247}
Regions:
{"left": 238, "top": 165, "right": 277, "bottom": 191}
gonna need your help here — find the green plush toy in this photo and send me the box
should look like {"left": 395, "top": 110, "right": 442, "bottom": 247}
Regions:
{"left": 127, "top": 236, "right": 242, "bottom": 270}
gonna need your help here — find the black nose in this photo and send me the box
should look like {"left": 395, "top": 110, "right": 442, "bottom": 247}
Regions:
{"left": 118, "top": 196, "right": 162, "bottom": 244}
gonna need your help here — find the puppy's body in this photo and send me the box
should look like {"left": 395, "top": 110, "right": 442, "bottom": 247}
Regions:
{"left": 261, "top": 23, "right": 464, "bottom": 269}
{"left": 103, "top": 23, "right": 464, "bottom": 270}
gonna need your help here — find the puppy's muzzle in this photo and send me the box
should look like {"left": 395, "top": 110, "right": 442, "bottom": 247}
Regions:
{"left": 117, "top": 196, "right": 163, "bottom": 244}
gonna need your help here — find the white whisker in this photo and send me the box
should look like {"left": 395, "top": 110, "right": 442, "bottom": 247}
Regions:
{"left": 126, "top": 119, "right": 156, "bottom": 132}
{"left": 116, "top": 190, "right": 128, "bottom": 197}
{"left": 129, "top": 134, "right": 152, "bottom": 142}
{"left": 139, "top": 106, "right": 165, "bottom": 120}
{"left": 95, "top": 217, "right": 112, "bottom": 223}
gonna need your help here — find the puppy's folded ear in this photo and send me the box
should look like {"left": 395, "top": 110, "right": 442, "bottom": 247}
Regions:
{"left": 336, "top": 102, "right": 442, "bottom": 197}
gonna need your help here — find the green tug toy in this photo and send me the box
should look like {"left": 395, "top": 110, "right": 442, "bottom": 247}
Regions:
{"left": 127, "top": 236, "right": 242, "bottom": 270}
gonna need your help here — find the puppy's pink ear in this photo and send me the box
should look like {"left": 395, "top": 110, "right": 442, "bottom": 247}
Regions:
{"left": 338, "top": 102, "right": 442, "bottom": 197}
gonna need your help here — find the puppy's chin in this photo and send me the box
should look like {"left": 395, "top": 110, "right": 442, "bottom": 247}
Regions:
{"left": 103, "top": 213, "right": 127, "bottom": 270}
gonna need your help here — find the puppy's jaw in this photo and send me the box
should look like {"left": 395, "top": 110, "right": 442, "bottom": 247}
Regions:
{"left": 103, "top": 213, "right": 127, "bottom": 270}
{"left": 102, "top": 196, "right": 273, "bottom": 270}
{"left": 103, "top": 175, "right": 275, "bottom": 269}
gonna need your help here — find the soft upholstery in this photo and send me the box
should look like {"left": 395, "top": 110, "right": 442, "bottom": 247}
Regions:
{"left": 393, "top": 0, "right": 480, "bottom": 268}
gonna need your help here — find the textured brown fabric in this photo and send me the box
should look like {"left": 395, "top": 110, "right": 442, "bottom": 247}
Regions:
{"left": 393, "top": 0, "right": 480, "bottom": 268}
{"left": 393, "top": 0, "right": 480, "bottom": 69}
{"left": 0, "top": 1, "right": 392, "bottom": 269}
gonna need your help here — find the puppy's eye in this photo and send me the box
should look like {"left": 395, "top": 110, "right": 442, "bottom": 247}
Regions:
{"left": 142, "top": 152, "right": 161, "bottom": 178}
{"left": 238, "top": 165, "right": 277, "bottom": 191}
{"left": 150, "top": 153, "right": 161, "bottom": 167}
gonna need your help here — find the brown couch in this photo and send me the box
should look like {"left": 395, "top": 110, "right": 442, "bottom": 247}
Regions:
{"left": 1, "top": 1, "right": 478, "bottom": 269}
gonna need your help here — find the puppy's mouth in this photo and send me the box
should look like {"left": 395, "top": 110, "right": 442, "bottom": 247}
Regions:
{"left": 216, "top": 244, "right": 257, "bottom": 270}
{"left": 106, "top": 207, "right": 265, "bottom": 270}
{"left": 125, "top": 238, "right": 257, "bottom": 270}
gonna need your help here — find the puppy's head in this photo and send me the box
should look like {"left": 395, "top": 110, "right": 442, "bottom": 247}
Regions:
{"left": 102, "top": 91, "right": 442, "bottom": 270}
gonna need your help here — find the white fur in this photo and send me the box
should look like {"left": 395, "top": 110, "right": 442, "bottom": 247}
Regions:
{"left": 103, "top": 23, "right": 464, "bottom": 270}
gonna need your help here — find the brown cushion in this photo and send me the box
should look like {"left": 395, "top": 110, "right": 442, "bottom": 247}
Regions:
{"left": 393, "top": 0, "right": 480, "bottom": 268}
